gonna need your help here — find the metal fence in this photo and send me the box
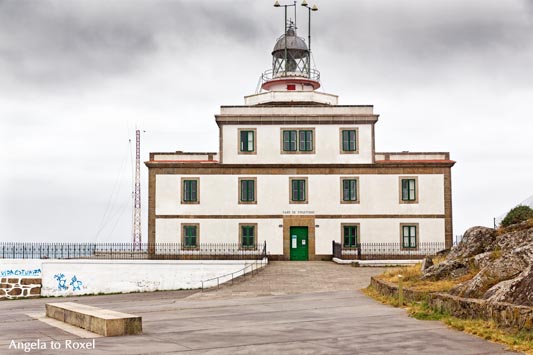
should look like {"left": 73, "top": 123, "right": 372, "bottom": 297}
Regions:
{"left": 0, "top": 242, "right": 267, "bottom": 260}
{"left": 332, "top": 241, "right": 447, "bottom": 260}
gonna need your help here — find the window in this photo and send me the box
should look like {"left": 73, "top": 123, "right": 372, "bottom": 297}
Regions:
{"left": 342, "top": 224, "right": 359, "bottom": 248}
{"left": 400, "top": 177, "right": 418, "bottom": 203}
{"left": 238, "top": 129, "right": 256, "bottom": 154}
{"left": 181, "top": 224, "right": 199, "bottom": 249}
{"left": 341, "top": 178, "right": 359, "bottom": 203}
{"left": 240, "top": 224, "right": 257, "bottom": 249}
{"left": 239, "top": 178, "right": 256, "bottom": 204}
{"left": 182, "top": 178, "right": 199, "bottom": 204}
{"left": 290, "top": 177, "right": 308, "bottom": 203}
{"left": 340, "top": 129, "right": 358, "bottom": 153}
{"left": 299, "top": 130, "right": 313, "bottom": 151}
{"left": 281, "top": 129, "right": 315, "bottom": 153}
{"left": 283, "top": 130, "right": 297, "bottom": 151}
{"left": 401, "top": 224, "right": 418, "bottom": 249}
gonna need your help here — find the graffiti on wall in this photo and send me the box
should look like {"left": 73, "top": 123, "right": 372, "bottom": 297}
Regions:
{"left": 0, "top": 269, "right": 42, "bottom": 277}
{"left": 53, "top": 274, "right": 84, "bottom": 292}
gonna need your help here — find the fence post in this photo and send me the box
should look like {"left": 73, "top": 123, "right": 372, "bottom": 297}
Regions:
{"left": 398, "top": 274, "right": 403, "bottom": 307}
{"left": 357, "top": 243, "right": 362, "bottom": 260}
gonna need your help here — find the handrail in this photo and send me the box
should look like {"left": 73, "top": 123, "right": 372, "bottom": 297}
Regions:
{"left": 201, "top": 241, "right": 268, "bottom": 291}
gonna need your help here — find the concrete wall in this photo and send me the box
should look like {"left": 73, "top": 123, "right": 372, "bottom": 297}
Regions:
{"left": 221, "top": 124, "right": 374, "bottom": 164}
{"left": 156, "top": 174, "right": 445, "bottom": 216}
{"left": 0, "top": 259, "right": 266, "bottom": 298}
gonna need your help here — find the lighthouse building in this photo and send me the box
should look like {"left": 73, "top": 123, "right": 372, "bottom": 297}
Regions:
{"left": 146, "top": 22, "right": 454, "bottom": 260}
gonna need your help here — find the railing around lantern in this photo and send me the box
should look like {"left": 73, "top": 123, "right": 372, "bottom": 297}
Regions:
{"left": 332, "top": 241, "right": 447, "bottom": 260}
{"left": 0, "top": 242, "right": 267, "bottom": 260}
{"left": 261, "top": 68, "right": 320, "bottom": 82}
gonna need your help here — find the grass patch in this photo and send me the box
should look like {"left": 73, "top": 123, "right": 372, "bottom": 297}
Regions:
{"left": 363, "top": 286, "right": 533, "bottom": 354}
{"left": 376, "top": 262, "right": 477, "bottom": 293}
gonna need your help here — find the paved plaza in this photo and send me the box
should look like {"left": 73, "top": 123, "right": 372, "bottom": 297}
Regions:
{"left": 0, "top": 262, "right": 520, "bottom": 354}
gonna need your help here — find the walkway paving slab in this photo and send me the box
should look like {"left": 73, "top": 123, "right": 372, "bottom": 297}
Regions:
{"left": 0, "top": 262, "right": 522, "bottom": 354}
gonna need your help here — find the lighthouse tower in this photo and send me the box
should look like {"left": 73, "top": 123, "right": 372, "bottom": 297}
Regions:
{"left": 247, "top": 3, "right": 338, "bottom": 106}
{"left": 261, "top": 23, "right": 320, "bottom": 92}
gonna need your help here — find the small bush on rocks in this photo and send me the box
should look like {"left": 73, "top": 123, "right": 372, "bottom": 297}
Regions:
{"left": 500, "top": 205, "right": 533, "bottom": 228}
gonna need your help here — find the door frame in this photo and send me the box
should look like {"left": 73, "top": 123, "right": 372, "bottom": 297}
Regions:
{"left": 283, "top": 216, "right": 315, "bottom": 261}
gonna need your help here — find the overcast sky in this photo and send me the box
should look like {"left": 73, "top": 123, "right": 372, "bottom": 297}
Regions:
{"left": 0, "top": 0, "right": 532, "bottom": 243}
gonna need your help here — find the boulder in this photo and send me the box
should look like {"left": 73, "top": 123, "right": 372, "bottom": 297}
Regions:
{"left": 423, "top": 225, "right": 533, "bottom": 307}
{"left": 450, "top": 250, "right": 528, "bottom": 298}
{"left": 422, "top": 226, "right": 497, "bottom": 281}
{"left": 422, "top": 260, "right": 470, "bottom": 281}
{"left": 447, "top": 226, "right": 497, "bottom": 259}
{"left": 420, "top": 256, "right": 434, "bottom": 272}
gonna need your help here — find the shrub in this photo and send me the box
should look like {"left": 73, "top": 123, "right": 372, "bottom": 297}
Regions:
{"left": 500, "top": 205, "right": 533, "bottom": 228}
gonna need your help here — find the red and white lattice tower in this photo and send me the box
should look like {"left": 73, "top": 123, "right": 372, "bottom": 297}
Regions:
{"left": 133, "top": 129, "right": 142, "bottom": 251}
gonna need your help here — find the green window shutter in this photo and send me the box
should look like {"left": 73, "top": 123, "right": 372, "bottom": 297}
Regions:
{"left": 343, "top": 226, "right": 358, "bottom": 247}
{"left": 402, "top": 225, "right": 417, "bottom": 248}
{"left": 241, "top": 226, "right": 255, "bottom": 248}
{"left": 283, "top": 130, "right": 297, "bottom": 151}
{"left": 343, "top": 179, "right": 357, "bottom": 201}
{"left": 184, "top": 226, "right": 197, "bottom": 247}
{"left": 249, "top": 180, "right": 254, "bottom": 201}
{"left": 240, "top": 180, "right": 255, "bottom": 202}
{"left": 240, "top": 131, "right": 247, "bottom": 151}
{"left": 299, "top": 130, "right": 313, "bottom": 151}
{"left": 240, "top": 131, "right": 254, "bottom": 152}
{"left": 292, "top": 180, "right": 306, "bottom": 201}
{"left": 342, "top": 130, "right": 349, "bottom": 151}
{"left": 410, "top": 226, "right": 417, "bottom": 248}
{"left": 190, "top": 180, "right": 197, "bottom": 201}
{"left": 342, "top": 130, "right": 357, "bottom": 151}
{"left": 402, "top": 179, "right": 416, "bottom": 201}
{"left": 183, "top": 180, "right": 198, "bottom": 202}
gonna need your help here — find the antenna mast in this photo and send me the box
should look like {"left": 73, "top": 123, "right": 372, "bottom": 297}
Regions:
{"left": 133, "top": 129, "right": 142, "bottom": 251}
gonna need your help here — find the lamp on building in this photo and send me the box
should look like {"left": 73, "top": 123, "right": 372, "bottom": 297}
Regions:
{"left": 273, "top": 1, "right": 297, "bottom": 75}
{"left": 301, "top": 0, "right": 318, "bottom": 77}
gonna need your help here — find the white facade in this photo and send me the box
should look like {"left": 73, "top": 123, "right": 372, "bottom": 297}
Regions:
{"left": 155, "top": 174, "right": 444, "bottom": 216}
{"left": 146, "top": 26, "right": 454, "bottom": 260}
{"left": 147, "top": 106, "right": 454, "bottom": 260}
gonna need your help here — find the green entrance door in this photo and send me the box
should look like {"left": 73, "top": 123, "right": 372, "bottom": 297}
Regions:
{"left": 290, "top": 227, "right": 309, "bottom": 261}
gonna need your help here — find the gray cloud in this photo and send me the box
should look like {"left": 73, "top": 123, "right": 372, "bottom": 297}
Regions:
{"left": 0, "top": 0, "right": 273, "bottom": 91}
{"left": 0, "top": 0, "right": 532, "bottom": 242}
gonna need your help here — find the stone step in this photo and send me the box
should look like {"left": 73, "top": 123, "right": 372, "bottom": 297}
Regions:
{"left": 45, "top": 302, "right": 142, "bottom": 337}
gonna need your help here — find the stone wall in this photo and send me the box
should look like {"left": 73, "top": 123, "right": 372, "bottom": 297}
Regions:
{"left": 370, "top": 277, "right": 533, "bottom": 331}
{"left": 429, "top": 292, "right": 533, "bottom": 331}
{"left": 0, "top": 277, "right": 41, "bottom": 299}
{"left": 369, "top": 276, "right": 428, "bottom": 302}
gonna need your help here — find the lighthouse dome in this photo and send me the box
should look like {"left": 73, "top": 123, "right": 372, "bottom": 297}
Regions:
{"left": 272, "top": 28, "right": 309, "bottom": 59}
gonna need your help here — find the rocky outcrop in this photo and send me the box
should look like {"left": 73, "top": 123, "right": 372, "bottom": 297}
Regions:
{"left": 420, "top": 256, "right": 434, "bottom": 272}
{"left": 447, "top": 226, "right": 497, "bottom": 259}
{"left": 422, "top": 222, "right": 533, "bottom": 307}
